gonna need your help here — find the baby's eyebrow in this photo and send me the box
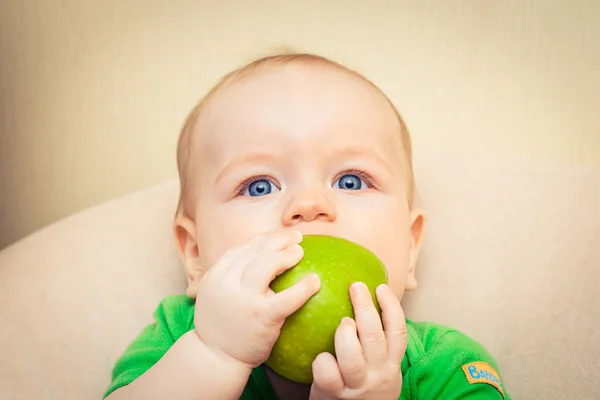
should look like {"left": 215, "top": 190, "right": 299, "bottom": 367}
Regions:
{"left": 214, "top": 152, "right": 283, "bottom": 184}
{"left": 330, "top": 146, "right": 395, "bottom": 174}
{"left": 214, "top": 147, "right": 396, "bottom": 185}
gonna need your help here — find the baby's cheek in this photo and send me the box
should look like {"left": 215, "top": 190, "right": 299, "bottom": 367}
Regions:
{"left": 196, "top": 209, "right": 282, "bottom": 267}
{"left": 371, "top": 227, "right": 412, "bottom": 296}
{"left": 386, "top": 270, "right": 409, "bottom": 299}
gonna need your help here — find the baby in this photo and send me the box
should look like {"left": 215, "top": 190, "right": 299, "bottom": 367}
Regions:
{"left": 104, "top": 53, "right": 509, "bottom": 400}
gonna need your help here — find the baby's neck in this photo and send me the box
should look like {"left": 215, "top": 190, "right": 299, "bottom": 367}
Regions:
{"left": 263, "top": 365, "right": 311, "bottom": 400}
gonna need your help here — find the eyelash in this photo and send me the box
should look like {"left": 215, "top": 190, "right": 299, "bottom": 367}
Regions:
{"left": 235, "top": 174, "right": 277, "bottom": 196}
{"left": 234, "top": 168, "right": 377, "bottom": 196}
{"left": 336, "top": 168, "right": 377, "bottom": 189}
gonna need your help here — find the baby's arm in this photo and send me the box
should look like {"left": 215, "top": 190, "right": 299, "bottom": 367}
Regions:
{"left": 106, "top": 230, "right": 320, "bottom": 400}
{"left": 106, "top": 330, "right": 251, "bottom": 399}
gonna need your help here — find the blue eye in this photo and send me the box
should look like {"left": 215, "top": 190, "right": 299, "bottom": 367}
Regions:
{"left": 334, "top": 174, "right": 365, "bottom": 190}
{"left": 244, "top": 179, "right": 277, "bottom": 196}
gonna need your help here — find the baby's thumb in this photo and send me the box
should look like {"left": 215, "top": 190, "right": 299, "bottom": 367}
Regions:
{"left": 311, "top": 353, "right": 344, "bottom": 399}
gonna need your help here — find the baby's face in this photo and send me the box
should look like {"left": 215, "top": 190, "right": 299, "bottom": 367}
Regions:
{"left": 186, "top": 63, "right": 423, "bottom": 298}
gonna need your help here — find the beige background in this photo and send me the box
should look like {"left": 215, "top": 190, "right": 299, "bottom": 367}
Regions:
{"left": 0, "top": 0, "right": 599, "bottom": 250}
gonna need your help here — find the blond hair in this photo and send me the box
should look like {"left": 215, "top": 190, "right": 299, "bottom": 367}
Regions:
{"left": 176, "top": 53, "right": 415, "bottom": 217}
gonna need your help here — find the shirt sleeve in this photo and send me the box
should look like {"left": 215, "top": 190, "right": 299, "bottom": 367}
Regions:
{"left": 403, "top": 328, "right": 510, "bottom": 400}
{"left": 103, "top": 295, "right": 194, "bottom": 399}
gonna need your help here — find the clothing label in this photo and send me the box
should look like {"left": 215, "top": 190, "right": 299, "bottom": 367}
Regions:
{"left": 461, "top": 361, "right": 505, "bottom": 398}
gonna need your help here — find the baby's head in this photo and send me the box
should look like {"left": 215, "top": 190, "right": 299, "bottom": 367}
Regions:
{"left": 174, "top": 53, "right": 424, "bottom": 299}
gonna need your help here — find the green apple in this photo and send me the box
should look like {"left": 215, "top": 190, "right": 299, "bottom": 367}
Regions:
{"left": 266, "top": 234, "right": 388, "bottom": 384}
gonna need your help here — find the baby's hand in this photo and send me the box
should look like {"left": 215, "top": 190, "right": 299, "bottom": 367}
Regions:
{"left": 309, "top": 283, "right": 406, "bottom": 400}
{"left": 193, "top": 230, "right": 320, "bottom": 370}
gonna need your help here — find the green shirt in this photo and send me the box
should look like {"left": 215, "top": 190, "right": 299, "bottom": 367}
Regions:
{"left": 105, "top": 295, "right": 509, "bottom": 399}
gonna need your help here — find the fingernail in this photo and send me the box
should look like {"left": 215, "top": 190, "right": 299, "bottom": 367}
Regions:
{"left": 341, "top": 316, "right": 354, "bottom": 325}
{"left": 292, "top": 230, "right": 303, "bottom": 243}
{"left": 308, "top": 273, "right": 320, "bottom": 286}
{"left": 376, "top": 284, "right": 387, "bottom": 295}
{"left": 350, "top": 282, "right": 365, "bottom": 294}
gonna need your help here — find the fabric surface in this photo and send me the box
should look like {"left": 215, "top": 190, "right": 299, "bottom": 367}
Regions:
{"left": 105, "top": 294, "right": 509, "bottom": 399}
{"left": 0, "top": 151, "right": 598, "bottom": 399}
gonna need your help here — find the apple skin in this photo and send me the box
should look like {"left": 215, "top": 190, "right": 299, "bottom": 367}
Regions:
{"left": 266, "top": 235, "right": 388, "bottom": 384}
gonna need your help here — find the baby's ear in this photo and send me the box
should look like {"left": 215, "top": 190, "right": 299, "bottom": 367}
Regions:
{"left": 173, "top": 215, "right": 203, "bottom": 298}
{"left": 405, "top": 209, "right": 425, "bottom": 291}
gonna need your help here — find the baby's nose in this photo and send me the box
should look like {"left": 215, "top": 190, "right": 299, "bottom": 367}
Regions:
{"left": 281, "top": 187, "right": 337, "bottom": 226}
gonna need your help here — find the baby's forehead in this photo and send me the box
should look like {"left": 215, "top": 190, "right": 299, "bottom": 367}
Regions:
{"left": 197, "top": 62, "right": 400, "bottom": 137}
{"left": 188, "top": 61, "right": 405, "bottom": 166}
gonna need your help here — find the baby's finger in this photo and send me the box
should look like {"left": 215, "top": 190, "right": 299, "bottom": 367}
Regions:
{"left": 247, "top": 229, "right": 303, "bottom": 255}
{"left": 377, "top": 284, "right": 408, "bottom": 365}
{"left": 268, "top": 273, "right": 320, "bottom": 321}
{"left": 227, "top": 230, "right": 303, "bottom": 275}
{"left": 241, "top": 243, "right": 304, "bottom": 291}
{"left": 350, "top": 282, "right": 387, "bottom": 365}
{"left": 311, "top": 352, "right": 344, "bottom": 398}
{"left": 335, "top": 317, "right": 367, "bottom": 389}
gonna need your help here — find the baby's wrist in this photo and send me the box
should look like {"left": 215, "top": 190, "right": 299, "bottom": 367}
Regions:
{"left": 186, "top": 330, "right": 254, "bottom": 377}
